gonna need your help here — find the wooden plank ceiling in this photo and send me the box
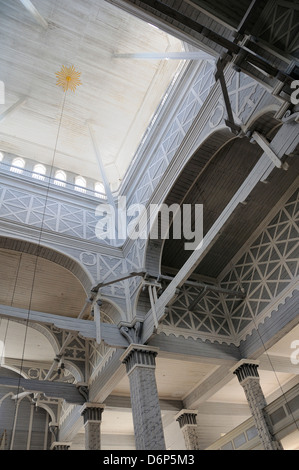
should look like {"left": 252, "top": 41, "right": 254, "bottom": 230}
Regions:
{"left": 0, "top": 249, "right": 86, "bottom": 317}
{"left": 161, "top": 120, "right": 299, "bottom": 279}
{"left": 0, "top": 0, "right": 183, "bottom": 189}
{"left": 162, "top": 135, "right": 263, "bottom": 273}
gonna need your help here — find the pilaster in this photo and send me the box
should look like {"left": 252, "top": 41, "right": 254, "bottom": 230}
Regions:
{"left": 121, "top": 344, "right": 165, "bottom": 450}
{"left": 81, "top": 403, "right": 105, "bottom": 451}
{"left": 176, "top": 410, "right": 200, "bottom": 450}
{"left": 233, "top": 361, "right": 283, "bottom": 450}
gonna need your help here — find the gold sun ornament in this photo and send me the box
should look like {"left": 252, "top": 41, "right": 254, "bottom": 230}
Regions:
{"left": 55, "top": 65, "right": 82, "bottom": 92}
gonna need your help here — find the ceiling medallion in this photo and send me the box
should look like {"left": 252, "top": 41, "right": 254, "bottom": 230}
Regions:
{"left": 55, "top": 65, "right": 82, "bottom": 92}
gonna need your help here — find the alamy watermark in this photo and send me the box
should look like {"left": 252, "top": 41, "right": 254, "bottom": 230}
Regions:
{"left": 291, "top": 80, "right": 299, "bottom": 105}
{"left": 95, "top": 197, "right": 203, "bottom": 251}
{"left": 290, "top": 340, "right": 299, "bottom": 365}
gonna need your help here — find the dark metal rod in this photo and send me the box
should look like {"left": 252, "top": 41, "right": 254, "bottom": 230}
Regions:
{"left": 237, "top": 0, "right": 260, "bottom": 35}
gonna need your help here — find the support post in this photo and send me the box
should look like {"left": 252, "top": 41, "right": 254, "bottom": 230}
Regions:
{"left": 26, "top": 402, "right": 35, "bottom": 450}
{"left": 176, "top": 410, "right": 200, "bottom": 450}
{"left": 93, "top": 300, "right": 102, "bottom": 344}
{"left": 233, "top": 361, "right": 283, "bottom": 450}
{"left": 81, "top": 403, "right": 105, "bottom": 450}
{"left": 9, "top": 400, "right": 20, "bottom": 450}
{"left": 121, "top": 344, "right": 166, "bottom": 450}
{"left": 215, "top": 59, "right": 242, "bottom": 135}
{"left": 148, "top": 285, "right": 159, "bottom": 329}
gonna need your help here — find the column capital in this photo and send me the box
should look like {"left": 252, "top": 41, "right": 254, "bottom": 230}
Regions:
{"left": 50, "top": 442, "right": 72, "bottom": 450}
{"left": 120, "top": 344, "right": 160, "bottom": 375}
{"left": 231, "top": 360, "right": 260, "bottom": 384}
{"left": 81, "top": 403, "right": 105, "bottom": 424}
{"left": 175, "top": 410, "right": 198, "bottom": 429}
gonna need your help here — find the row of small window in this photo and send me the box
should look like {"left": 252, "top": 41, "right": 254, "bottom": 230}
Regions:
{"left": 0, "top": 153, "right": 106, "bottom": 198}
{"left": 220, "top": 426, "right": 258, "bottom": 450}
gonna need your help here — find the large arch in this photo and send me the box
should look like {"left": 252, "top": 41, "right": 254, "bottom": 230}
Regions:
{"left": 0, "top": 239, "right": 95, "bottom": 390}
{"left": 0, "top": 236, "right": 94, "bottom": 294}
{"left": 1, "top": 323, "right": 86, "bottom": 381}
{"left": 133, "top": 126, "right": 236, "bottom": 318}
{"left": 97, "top": 296, "right": 126, "bottom": 324}
{"left": 143, "top": 126, "right": 236, "bottom": 279}
{"left": 143, "top": 109, "right": 283, "bottom": 280}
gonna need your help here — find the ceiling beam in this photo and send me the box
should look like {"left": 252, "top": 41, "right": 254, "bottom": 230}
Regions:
{"left": 259, "top": 354, "right": 299, "bottom": 375}
{"left": 92, "top": 270, "right": 145, "bottom": 292}
{"left": 0, "top": 305, "right": 96, "bottom": 340}
{"left": 236, "top": 0, "right": 260, "bottom": 36}
{"left": 113, "top": 52, "right": 215, "bottom": 61}
{"left": 0, "top": 96, "right": 27, "bottom": 124}
{"left": 18, "top": 0, "right": 48, "bottom": 29}
{"left": 197, "top": 402, "right": 250, "bottom": 417}
{"left": 0, "top": 305, "right": 128, "bottom": 348}
{"left": 104, "top": 394, "right": 183, "bottom": 411}
{"left": 183, "top": 366, "right": 235, "bottom": 409}
{"left": 149, "top": 332, "right": 241, "bottom": 365}
{"left": 0, "top": 376, "right": 85, "bottom": 404}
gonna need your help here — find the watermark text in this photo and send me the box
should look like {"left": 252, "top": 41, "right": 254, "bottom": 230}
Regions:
{"left": 291, "top": 80, "right": 299, "bottom": 105}
{"left": 95, "top": 198, "right": 203, "bottom": 250}
{"left": 290, "top": 340, "right": 299, "bottom": 365}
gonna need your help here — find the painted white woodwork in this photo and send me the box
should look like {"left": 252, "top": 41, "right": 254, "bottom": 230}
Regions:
{"left": 113, "top": 51, "right": 214, "bottom": 60}
{"left": 18, "top": 0, "right": 48, "bottom": 28}
{"left": 0, "top": 0, "right": 183, "bottom": 188}
{"left": 0, "top": 97, "right": 27, "bottom": 123}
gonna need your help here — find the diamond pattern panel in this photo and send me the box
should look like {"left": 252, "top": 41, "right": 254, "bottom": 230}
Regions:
{"left": 221, "top": 189, "right": 299, "bottom": 337}
{"left": 162, "top": 285, "right": 231, "bottom": 338}
{"left": 0, "top": 186, "right": 110, "bottom": 244}
{"left": 257, "top": 1, "right": 299, "bottom": 55}
{"left": 160, "top": 190, "right": 299, "bottom": 343}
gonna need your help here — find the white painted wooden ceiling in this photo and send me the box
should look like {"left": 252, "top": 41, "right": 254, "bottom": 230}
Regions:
{"left": 112, "top": 358, "right": 219, "bottom": 399}
{"left": 0, "top": 249, "right": 86, "bottom": 316}
{"left": 0, "top": 248, "right": 87, "bottom": 362}
{"left": 0, "top": 0, "right": 184, "bottom": 189}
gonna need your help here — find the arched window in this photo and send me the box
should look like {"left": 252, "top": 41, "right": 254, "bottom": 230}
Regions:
{"left": 10, "top": 157, "right": 25, "bottom": 174}
{"left": 54, "top": 170, "right": 67, "bottom": 187}
{"left": 75, "top": 176, "right": 86, "bottom": 193}
{"left": 94, "top": 182, "right": 106, "bottom": 199}
{"left": 32, "top": 164, "right": 46, "bottom": 181}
